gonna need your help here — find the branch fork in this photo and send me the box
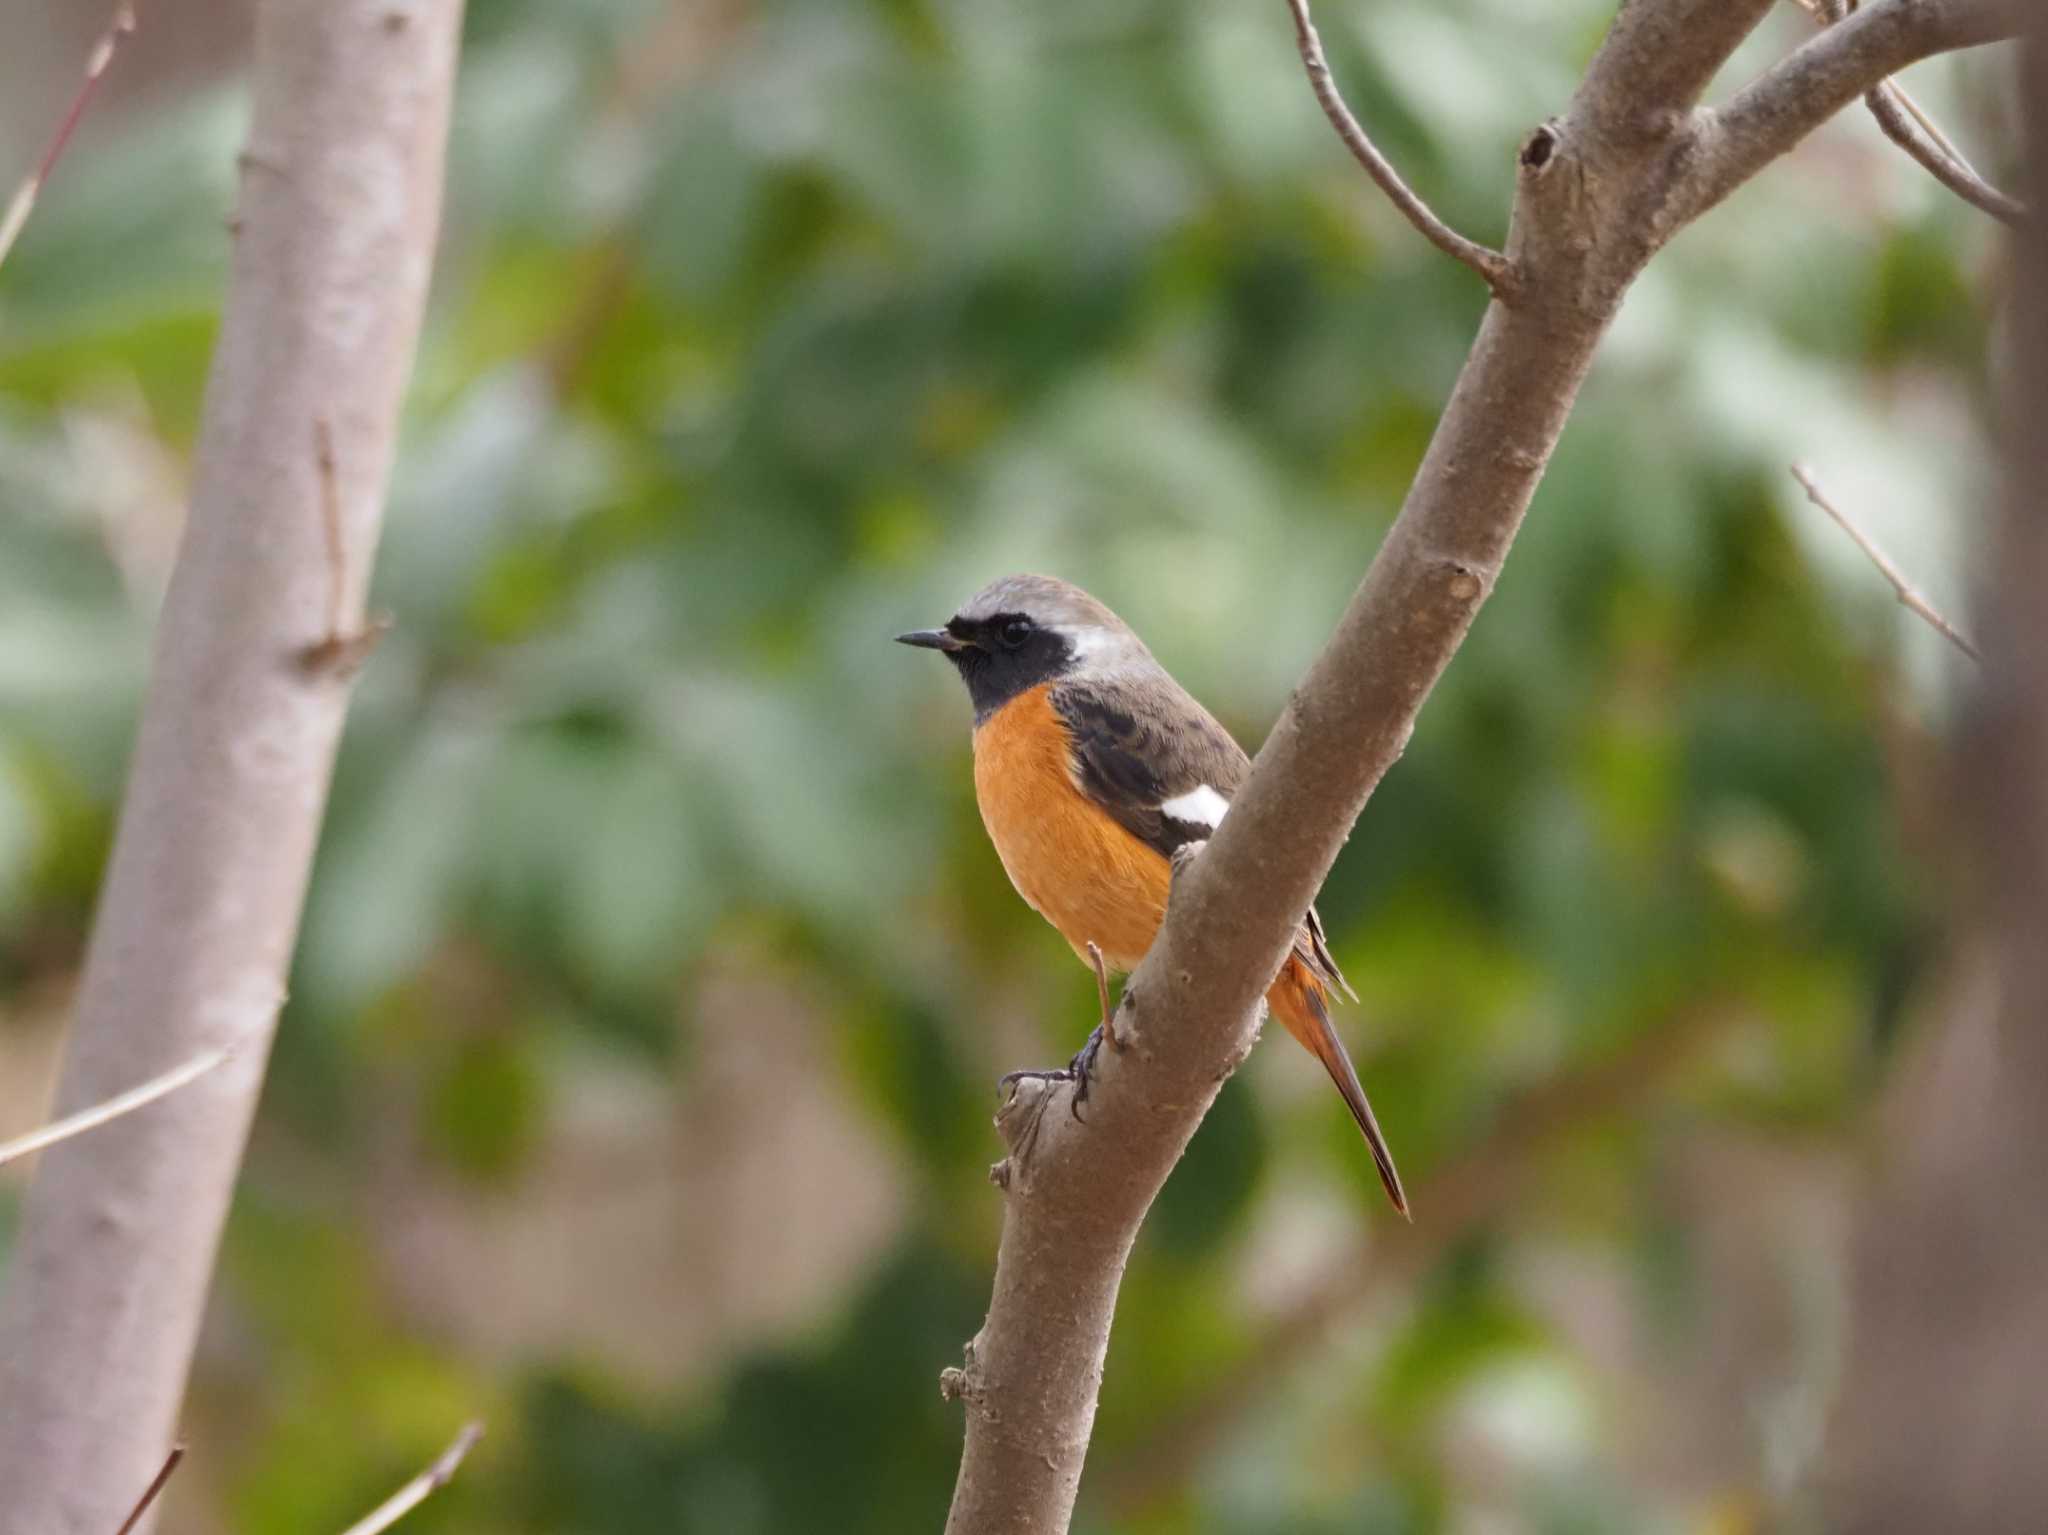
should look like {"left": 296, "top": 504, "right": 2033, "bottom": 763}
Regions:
{"left": 1800, "top": 0, "right": 2026, "bottom": 225}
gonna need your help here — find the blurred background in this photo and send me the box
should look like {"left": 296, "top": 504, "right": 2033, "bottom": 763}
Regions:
{"left": 0, "top": 1, "right": 2016, "bottom": 1531}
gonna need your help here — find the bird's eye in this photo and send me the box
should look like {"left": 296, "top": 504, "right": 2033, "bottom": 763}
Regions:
{"left": 999, "top": 617, "right": 1033, "bottom": 649}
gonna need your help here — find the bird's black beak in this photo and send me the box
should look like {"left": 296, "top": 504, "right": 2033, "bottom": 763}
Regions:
{"left": 895, "top": 628, "right": 968, "bottom": 653}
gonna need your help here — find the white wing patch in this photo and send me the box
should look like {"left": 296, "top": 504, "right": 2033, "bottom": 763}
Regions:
{"left": 1160, "top": 784, "right": 1230, "bottom": 829}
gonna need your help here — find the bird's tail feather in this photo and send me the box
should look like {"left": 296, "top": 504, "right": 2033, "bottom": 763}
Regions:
{"left": 1270, "top": 958, "right": 1409, "bottom": 1219}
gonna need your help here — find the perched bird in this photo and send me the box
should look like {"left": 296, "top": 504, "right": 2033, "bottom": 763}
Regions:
{"left": 898, "top": 573, "right": 1407, "bottom": 1216}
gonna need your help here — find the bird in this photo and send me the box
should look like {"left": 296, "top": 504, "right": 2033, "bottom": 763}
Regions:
{"left": 897, "top": 573, "right": 1407, "bottom": 1216}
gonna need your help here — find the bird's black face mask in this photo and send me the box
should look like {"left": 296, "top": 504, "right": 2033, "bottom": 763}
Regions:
{"left": 895, "top": 612, "right": 1075, "bottom": 721}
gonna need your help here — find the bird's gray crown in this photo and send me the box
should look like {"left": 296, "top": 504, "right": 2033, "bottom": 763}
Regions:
{"left": 955, "top": 573, "right": 1122, "bottom": 631}
{"left": 953, "top": 573, "right": 1151, "bottom": 673}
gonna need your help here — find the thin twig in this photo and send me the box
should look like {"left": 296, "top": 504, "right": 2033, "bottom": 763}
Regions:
{"left": 1689, "top": 0, "right": 2019, "bottom": 224}
{"left": 1889, "top": 78, "right": 1967, "bottom": 164}
{"left": 301, "top": 418, "right": 393, "bottom": 676}
{"left": 1284, "top": 0, "right": 1518, "bottom": 299}
{"left": 335, "top": 1422, "right": 483, "bottom": 1535}
{"left": 1799, "top": 0, "right": 2026, "bottom": 225}
{"left": 0, "top": 1045, "right": 235, "bottom": 1171}
{"left": 314, "top": 417, "right": 347, "bottom": 640}
{"left": 1865, "top": 79, "right": 2026, "bottom": 224}
{"left": 1791, "top": 463, "right": 1981, "bottom": 661}
{"left": 0, "top": 4, "right": 139, "bottom": 273}
{"left": 114, "top": 1444, "right": 186, "bottom": 1535}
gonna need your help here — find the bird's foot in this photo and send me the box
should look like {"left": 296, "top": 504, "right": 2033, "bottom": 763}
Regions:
{"left": 997, "top": 1022, "right": 1112, "bottom": 1125}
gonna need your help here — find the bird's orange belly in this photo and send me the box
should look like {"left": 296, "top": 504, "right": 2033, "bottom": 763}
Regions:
{"left": 972, "top": 684, "right": 1169, "bottom": 973}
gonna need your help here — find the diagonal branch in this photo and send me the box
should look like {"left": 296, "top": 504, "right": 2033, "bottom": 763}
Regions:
{"left": 0, "top": 1044, "right": 238, "bottom": 1171}
{"left": 1576, "top": 0, "right": 1779, "bottom": 135}
{"left": 1801, "top": 0, "right": 2026, "bottom": 226}
{"left": 114, "top": 1444, "right": 186, "bottom": 1535}
{"left": 1790, "top": 463, "right": 1980, "bottom": 660}
{"left": 337, "top": 1422, "right": 484, "bottom": 1535}
{"left": 1684, "top": 0, "right": 2021, "bottom": 222}
{"left": 1285, "top": 0, "right": 1517, "bottom": 299}
{"left": 0, "top": 3, "right": 138, "bottom": 272}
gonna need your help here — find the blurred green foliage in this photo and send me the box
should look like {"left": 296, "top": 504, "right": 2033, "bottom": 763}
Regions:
{"left": 0, "top": 0, "right": 2003, "bottom": 1530}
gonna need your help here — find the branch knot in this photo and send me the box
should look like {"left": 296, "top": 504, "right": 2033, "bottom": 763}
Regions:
{"left": 941, "top": 1338, "right": 986, "bottom": 1406}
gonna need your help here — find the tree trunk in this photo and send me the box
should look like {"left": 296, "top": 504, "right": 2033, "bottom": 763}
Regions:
{"left": 1818, "top": 26, "right": 2048, "bottom": 1534}
{"left": 0, "top": 3, "right": 462, "bottom": 1528}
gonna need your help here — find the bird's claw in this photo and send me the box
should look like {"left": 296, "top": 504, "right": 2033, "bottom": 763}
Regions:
{"left": 996, "top": 1023, "right": 1112, "bottom": 1124}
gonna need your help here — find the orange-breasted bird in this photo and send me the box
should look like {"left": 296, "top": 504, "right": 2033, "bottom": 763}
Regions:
{"left": 898, "top": 573, "right": 1407, "bottom": 1216}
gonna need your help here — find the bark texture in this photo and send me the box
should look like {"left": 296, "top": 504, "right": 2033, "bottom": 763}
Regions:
{"left": 0, "top": 4, "right": 462, "bottom": 1529}
{"left": 941, "top": 2, "right": 2019, "bottom": 1531}
{"left": 1818, "top": 19, "right": 2048, "bottom": 1533}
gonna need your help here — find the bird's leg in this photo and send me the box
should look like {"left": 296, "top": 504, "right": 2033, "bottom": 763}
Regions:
{"left": 1085, "top": 941, "right": 1123, "bottom": 1052}
{"left": 995, "top": 942, "right": 1127, "bottom": 1125}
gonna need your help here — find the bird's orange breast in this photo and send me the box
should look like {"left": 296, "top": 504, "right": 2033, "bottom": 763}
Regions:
{"left": 972, "top": 683, "right": 1169, "bottom": 973}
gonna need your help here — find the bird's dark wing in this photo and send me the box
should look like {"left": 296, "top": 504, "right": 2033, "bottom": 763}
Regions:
{"left": 1052, "top": 676, "right": 1358, "bottom": 1002}
{"left": 1050, "top": 677, "right": 1251, "bottom": 860}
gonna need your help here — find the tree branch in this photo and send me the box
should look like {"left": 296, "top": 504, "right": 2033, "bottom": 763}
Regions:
{"left": 113, "top": 1445, "right": 185, "bottom": 1535}
{"left": 0, "top": 3, "right": 138, "bottom": 273}
{"left": 1683, "top": 0, "right": 2021, "bottom": 222}
{"left": 336, "top": 1422, "right": 483, "bottom": 1535}
{"left": 0, "top": 1044, "right": 238, "bottom": 1171}
{"left": 1790, "top": 463, "right": 1980, "bottom": 661}
{"left": 1575, "top": 0, "right": 1779, "bottom": 136}
{"left": 1801, "top": 0, "right": 2027, "bottom": 226}
{"left": 0, "top": 4, "right": 464, "bottom": 1528}
{"left": 940, "top": 3, "right": 2023, "bottom": 1530}
{"left": 1285, "top": 0, "right": 1517, "bottom": 298}
{"left": 1866, "top": 78, "right": 2027, "bottom": 223}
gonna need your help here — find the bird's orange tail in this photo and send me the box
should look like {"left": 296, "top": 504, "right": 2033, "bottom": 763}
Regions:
{"left": 1269, "top": 957, "right": 1409, "bottom": 1219}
